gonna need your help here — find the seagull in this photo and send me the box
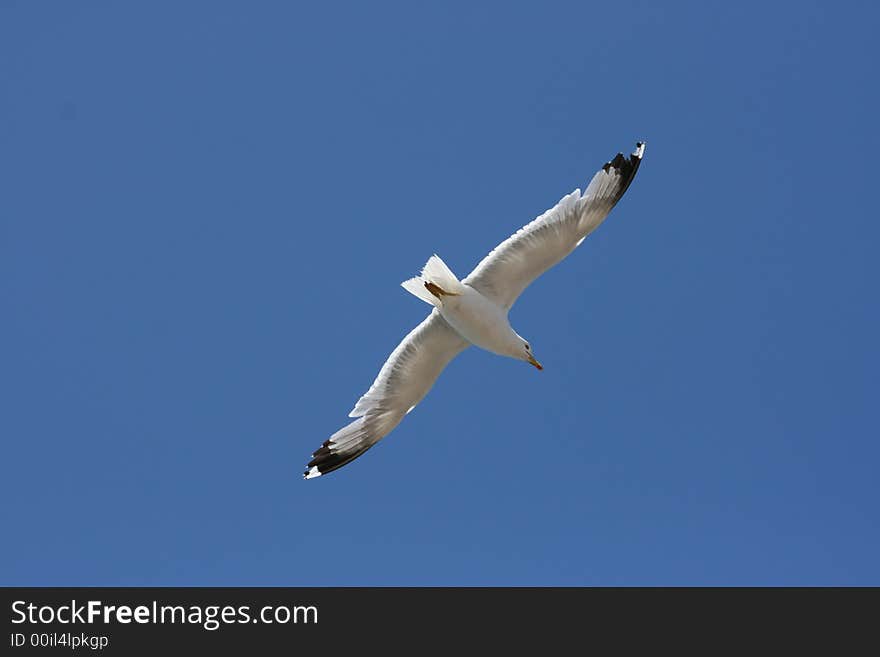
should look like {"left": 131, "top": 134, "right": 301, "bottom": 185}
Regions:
{"left": 305, "top": 142, "right": 646, "bottom": 479}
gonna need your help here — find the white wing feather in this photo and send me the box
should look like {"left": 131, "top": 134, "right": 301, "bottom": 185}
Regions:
{"left": 464, "top": 142, "right": 645, "bottom": 309}
{"left": 305, "top": 310, "right": 468, "bottom": 478}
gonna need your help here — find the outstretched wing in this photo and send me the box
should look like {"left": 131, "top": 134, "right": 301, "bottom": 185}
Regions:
{"left": 305, "top": 310, "right": 469, "bottom": 478}
{"left": 464, "top": 142, "right": 645, "bottom": 309}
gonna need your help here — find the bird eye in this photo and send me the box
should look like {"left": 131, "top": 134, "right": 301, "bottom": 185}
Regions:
{"left": 525, "top": 344, "right": 530, "bottom": 351}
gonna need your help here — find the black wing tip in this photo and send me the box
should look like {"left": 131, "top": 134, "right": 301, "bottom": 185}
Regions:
{"left": 602, "top": 141, "right": 646, "bottom": 172}
{"left": 303, "top": 442, "right": 375, "bottom": 480}
{"left": 599, "top": 141, "right": 645, "bottom": 198}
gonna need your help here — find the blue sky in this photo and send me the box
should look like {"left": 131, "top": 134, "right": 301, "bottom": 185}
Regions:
{"left": 2, "top": 1, "right": 878, "bottom": 585}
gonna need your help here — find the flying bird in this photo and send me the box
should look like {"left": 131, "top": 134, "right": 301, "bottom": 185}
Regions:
{"left": 305, "top": 142, "right": 646, "bottom": 479}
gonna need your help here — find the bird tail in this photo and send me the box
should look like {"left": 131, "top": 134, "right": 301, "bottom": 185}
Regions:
{"left": 401, "top": 254, "right": 465, "bottom": 306}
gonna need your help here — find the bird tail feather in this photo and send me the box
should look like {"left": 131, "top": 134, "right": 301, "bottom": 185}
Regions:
{"left": 401, "top": 254, "right": 465, "bottom": 306}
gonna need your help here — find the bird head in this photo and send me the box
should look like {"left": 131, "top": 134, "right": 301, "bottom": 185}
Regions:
{"left": 520, "top": 339, "right": 543, "bottom": 371}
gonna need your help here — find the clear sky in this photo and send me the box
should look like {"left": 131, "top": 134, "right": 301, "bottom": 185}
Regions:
{"left": 2, "top": 1, "right": 878, "bottom": 586}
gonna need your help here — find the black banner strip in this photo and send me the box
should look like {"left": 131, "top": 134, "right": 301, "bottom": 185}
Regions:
{"left": 2, "top": 587, "right": 876, "bottom": 653}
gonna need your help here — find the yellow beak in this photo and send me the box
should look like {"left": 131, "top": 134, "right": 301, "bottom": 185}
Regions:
{"left": 527, "top": 354, "right": 543, "bottom": 371}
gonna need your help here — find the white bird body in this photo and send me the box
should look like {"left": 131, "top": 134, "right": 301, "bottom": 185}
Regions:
{"left": 305, "top": 142, "right": 646, "bottom": 479}
{"left": 437, "top": 285, "right": 519, "bottom": 358}
{"left": 401, "top": 254, "right": 523, "bottom": 358}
